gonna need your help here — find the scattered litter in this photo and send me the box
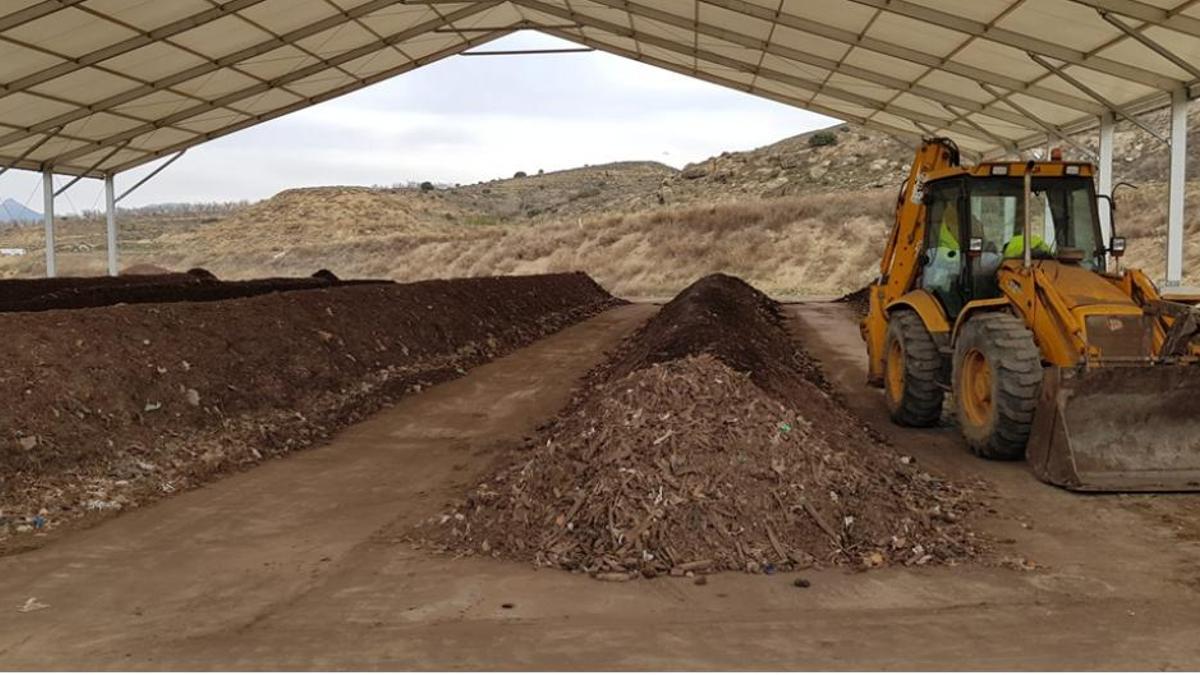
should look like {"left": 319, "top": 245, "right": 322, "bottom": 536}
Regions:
{"left": 17, "top": 598, "right": 49, "bottom": 613}
{"left": 594, "top": 572, "right": 636, "bottom": 582}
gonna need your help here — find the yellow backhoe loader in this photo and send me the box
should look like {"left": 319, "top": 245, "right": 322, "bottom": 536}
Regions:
{"left": 863, "top": 138, "right": 1200, "bottom": 491}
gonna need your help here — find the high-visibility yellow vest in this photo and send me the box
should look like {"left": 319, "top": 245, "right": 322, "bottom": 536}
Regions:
{"left": 1003, "top": 234, "right": 1052, "bottom": 258}
{"left": 938, "top": 209, "right": 959, "bottom": 250}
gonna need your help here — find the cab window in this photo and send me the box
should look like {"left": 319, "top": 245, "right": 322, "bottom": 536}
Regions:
{"left": 968, "top": 178, "right": 1104, "bottom": 270}
{"left": 921, "top": 181, "right": 965, "bottom": 316}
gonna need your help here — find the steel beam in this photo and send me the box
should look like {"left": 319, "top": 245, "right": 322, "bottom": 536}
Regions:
{"left": 53, "top": 142, "right": 128, "bottom": 197}
{"left": 42, "top": 170, "right": 56, "bottom": 278}
{"left": 0, "top": 1, "right": 84, "bottom": 33}
{"left": 573, "top": 0, "right": 1062, "bottom": 133}
{"left": 1028, "top": 52, "right": 1168, "bottom": 145}
{"left": 114, "top": 151, "right": 186, "bottom": 204}
{"left": 848, "top": 0, "right": 1184, "bottom": 91}
{"left": 459, "top": 47, "right": 594, "bottom": 55}
{"left": 0, "top": 127, "right": 62, "bottom": 180}
{"left": 1098, "top": 10, "right": 1200, "bottom": 80}
{"left": 1098, "top": 111, "right": 1115, "bottom": 246}
{"left": 978, "top": 83, "right": 1097, "bottom": 160}
{"left": 48, "top": 2, "right": 502, "bottom": 166}
{"left": 105, "top": 174, "right": 118, "bottom": 276}
{"left": 0, "top": 0, "right": 409, "bottom": 150}
{"left": 0, "top": 0, "right": 269, "bottom": 99}
{"left": 518, "top": 0, "right": 1013, "bottom": 148}
{"left": 696, "top": 0, "right": 1102, "bottom": 115}
{"left": 538, "top": 28, "right": 944, "bottom": 154}
{"left": 433, "top": 22, "right": 579, "bottom": 32}
{"left": 993, "top": 85, "right": 1189, "bottom": 159}
{"left": 1068, "top": 0, "right": 1200, "bottom": 38}
{"left": 106, "top": 29, "right": 514, "bottom": 174}
{"left": 1166, "top": 88, "right": 1188, "bottom": 286}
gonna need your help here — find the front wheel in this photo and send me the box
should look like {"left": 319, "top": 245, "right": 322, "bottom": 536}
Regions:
{"left": 952, "top": 313, "right": 1043, "bottom": 460}
{"left": 883, "top": 310, "right": 945, "bottom": 427}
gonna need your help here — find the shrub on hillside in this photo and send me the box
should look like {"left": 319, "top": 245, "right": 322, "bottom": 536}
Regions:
{"left": 808, "top": 131, "right": 838, "bottom": 148}
{"left": 419, "top": 181, "right": 434, "bottom": 191}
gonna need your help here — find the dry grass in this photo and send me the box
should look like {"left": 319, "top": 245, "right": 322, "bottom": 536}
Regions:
{"left": 137, "top": 189, "right": 897, "bottom": 298}
{"left": 3, "top": 176, "right": 1196, "bottom": 297}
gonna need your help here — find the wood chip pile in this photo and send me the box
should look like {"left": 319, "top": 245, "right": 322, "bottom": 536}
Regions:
{"left": 416, "top": 274, "right": 987, "bottom": 578}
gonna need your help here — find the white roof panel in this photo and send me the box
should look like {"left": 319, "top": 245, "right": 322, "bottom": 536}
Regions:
{"left": 776, "top": 0, "right": 877, "bottom": 33}
{"left": 100, "top": 42, "right": 210, "bottom": 83}
{"left": 85, "top": 0, "right": 215, "bottom": 31}
{"left": 3, "top": 8, "right": 136, "bottom": 57}
{"left": 235, "top": 46, "right": 319, "bottom": 81}
{"left": 59, "top": 111, "right": 143, "bottom": 140}
{"left": 237, "top": 0, "right": 342, "bottom": 35}
{"left": 1, "top": 0, "right": 1197, "bottom": 176}
{"left": 840, "top": 48, "right": 933, "bottom": 83}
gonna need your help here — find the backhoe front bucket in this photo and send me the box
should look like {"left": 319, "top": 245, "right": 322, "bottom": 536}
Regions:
{"left": 1027, "top": 366, "right": 1200, "bottom": 491}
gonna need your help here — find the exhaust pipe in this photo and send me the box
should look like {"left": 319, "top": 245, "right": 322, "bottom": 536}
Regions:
{"left": 1024, "top": 160, "right": 1034, "bottom": 269}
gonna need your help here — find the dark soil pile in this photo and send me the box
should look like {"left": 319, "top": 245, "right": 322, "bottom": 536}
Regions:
{"left": 0, "top": 273, "right": 198, "bottom": 307}
{"left": 0, "top": 270, "right": 390, "bottom": 313}
{"left": 597, "top": 273, "right": 830, "bottom": 397}
{"left": 0, "top": 272, "right": 619, "bottom": 550}
{"left": 417, "top": 274, "right": 986, "bottom": 577}
{"left": 837, "top": 286, "right": 871, "bottom": 318}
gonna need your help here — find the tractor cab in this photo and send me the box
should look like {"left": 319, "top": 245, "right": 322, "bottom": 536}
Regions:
{"left": 918, "top": 161, "right": 1107, "bottom": 318}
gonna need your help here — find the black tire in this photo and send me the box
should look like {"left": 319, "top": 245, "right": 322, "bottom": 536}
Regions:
{"left": 883, "top": 310, "right": 945, "bottom": 427}
{"left": 952, "top": 313, "right": 1043, "bottom": 460}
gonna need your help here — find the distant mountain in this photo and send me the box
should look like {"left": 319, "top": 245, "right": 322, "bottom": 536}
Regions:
{"left": 0, "top": 198, "right": 41, "bottom": 225}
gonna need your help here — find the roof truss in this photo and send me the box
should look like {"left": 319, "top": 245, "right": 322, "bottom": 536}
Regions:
{"left": 0, "top": 0, "right": 1197, "bottom": 176}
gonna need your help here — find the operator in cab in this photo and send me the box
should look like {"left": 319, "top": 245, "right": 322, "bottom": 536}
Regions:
{"left": 1002, "top": 232, "right": 1053, "bottom": 259}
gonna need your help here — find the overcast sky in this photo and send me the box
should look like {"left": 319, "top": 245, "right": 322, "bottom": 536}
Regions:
{"left": 0, "top": 32, "right": 836, "bottom": 215}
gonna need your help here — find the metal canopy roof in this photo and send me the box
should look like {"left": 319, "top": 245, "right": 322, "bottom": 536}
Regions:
{"left": 2, "top": 0, "right": 1199, "bottom": 177}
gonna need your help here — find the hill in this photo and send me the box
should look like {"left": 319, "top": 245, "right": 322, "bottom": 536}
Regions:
{"left": 0, "top": 198, "right": 40, "bottom": 226}
{"left": 1, "top": 108, "right": 1197, "bottom": 293}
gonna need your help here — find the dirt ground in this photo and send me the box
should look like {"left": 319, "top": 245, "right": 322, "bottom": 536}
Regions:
{"left": 1, "top": 302, "right": 1199, "bottom": 669}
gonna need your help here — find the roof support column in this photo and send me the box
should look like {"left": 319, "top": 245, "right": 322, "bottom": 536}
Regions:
{"left": 1166, "top": 88, "right": 1188, "bottom": 287}
{"left": 105, "top": 173, "right": 118, "bottom": 277}
{"left": 41, "top": 169, "right": 55, "bottom": 278}
{"left": 1098, "top": 111, "right": 1115, "bottom": 247}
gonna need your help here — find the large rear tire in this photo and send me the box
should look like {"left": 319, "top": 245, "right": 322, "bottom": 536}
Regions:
{"left": 952, "top": 313, "right": 1042, "bottom": 460}
{"left": 884, "top": 310, "right": 945, "bottom": 427}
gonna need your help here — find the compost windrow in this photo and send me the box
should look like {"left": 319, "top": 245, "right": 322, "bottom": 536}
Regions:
{"left": 0, "top": 270, "right": 391, "bottom": 313}
{"left": 0, "top": 272, "right": 619, "bottom": 551}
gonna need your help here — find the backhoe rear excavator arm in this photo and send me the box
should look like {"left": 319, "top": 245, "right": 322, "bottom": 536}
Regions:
{"left": 863, "top": 138, "right": 962, "bottom": 384}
